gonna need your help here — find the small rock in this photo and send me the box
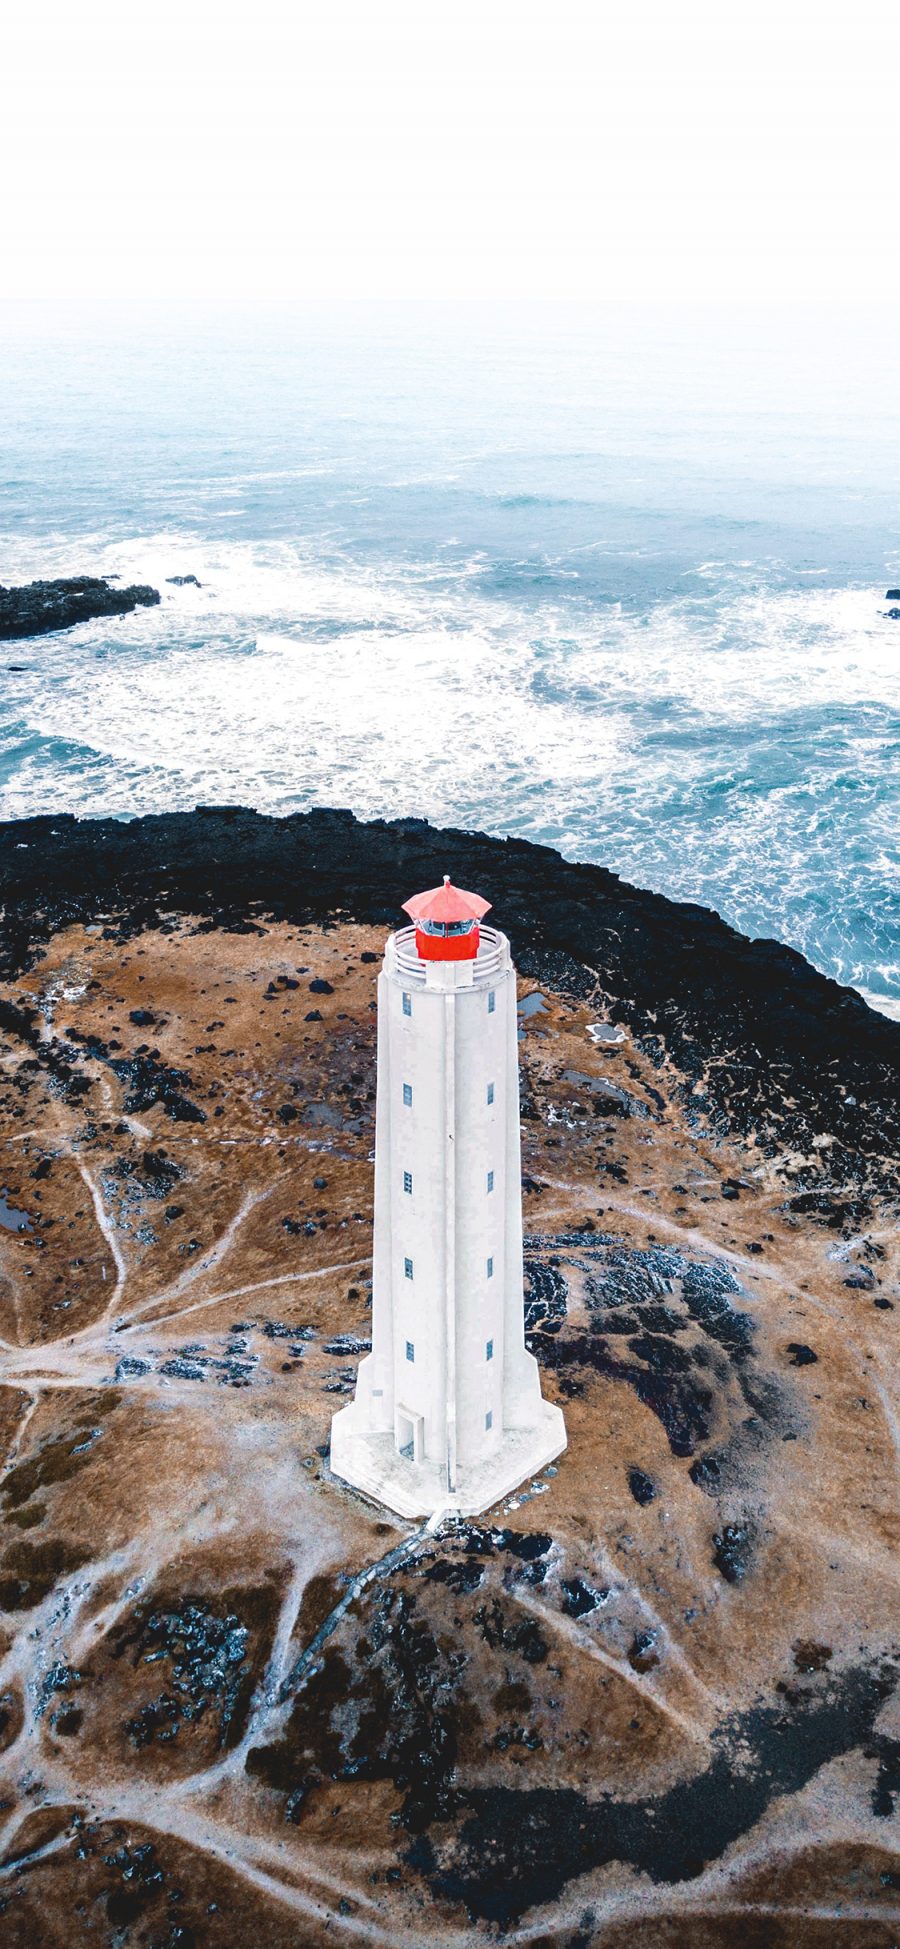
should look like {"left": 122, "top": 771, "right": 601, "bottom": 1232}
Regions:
{"left": 712, "top": 1522, "right": 752, "bottom": 1583}
{"left": 689, "top": 1452, "right": 722, "bottom": 1493}
{"left": 561, "top": 1576, "right": 606, "bottom": 1618}
{"left": 628, "top": 1629, "right": 660, "bottom": 1673}
{"left": 628, "top": 1467, "right": 657, "bottom": 1506}
{"left": 786, "top": 1342, "right": 817, "bottom": 1366}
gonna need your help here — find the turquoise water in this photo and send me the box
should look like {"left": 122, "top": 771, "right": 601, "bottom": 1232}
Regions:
{"left": 1, "top": 303, "right": 898, "bottom": 1010}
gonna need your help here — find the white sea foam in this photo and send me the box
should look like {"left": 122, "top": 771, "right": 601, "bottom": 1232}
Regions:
{"left": 855, "top": 988, "right": 900, "bottom": 1022}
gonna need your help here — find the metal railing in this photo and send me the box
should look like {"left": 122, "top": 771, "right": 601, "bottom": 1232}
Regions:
{"left": 389, "top": 924, "right": 508, "bottom": 986}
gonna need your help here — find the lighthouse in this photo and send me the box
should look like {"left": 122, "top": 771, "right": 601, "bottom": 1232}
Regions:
{"left": 330, "top": 876, "right": 566, "bottom": 1518}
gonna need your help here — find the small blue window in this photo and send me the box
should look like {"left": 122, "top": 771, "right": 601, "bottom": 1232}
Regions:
{"left": 487, "top": 1081, "right": 494, "bottom": 1105}
{"left": 402, "top": 991, "right": 412, "bottom": 1016}
{"left": 404, "top": 1256, "right": 413, "bottom": 1280}
{"left": 487, "top": 990, "right": 496, "bottom": 1014}
{"left": 487, "top": 1170, "right": 494, "bottom": 1194}
{"left": 487, "top": 1256, "right": 494, "bottom": 1279}
{"left": 485, "top": 1409, "right": 493, "bottom": 1431}
{"left": 402, "top": 1082, "right": 412, "bottom": 1106}
{"left": 403, "top": 1170, "right": 412, "bottom": 1195}
{"left": 486, "top": 1338, "right": 494, "bottom": 1360}
{"left": 406, "top": 1340, "right": 415, "bottom": 1362}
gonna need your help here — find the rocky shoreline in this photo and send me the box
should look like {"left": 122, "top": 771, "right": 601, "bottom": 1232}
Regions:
{"left": 0, "top": 576, "right": 160, "bottom": 642}
{"left": 1, "top": 805, "right": 897, "bottom": 1203}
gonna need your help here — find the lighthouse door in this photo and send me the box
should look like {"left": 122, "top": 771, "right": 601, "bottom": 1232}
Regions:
{"left": 396, "top": 1407, "right": 424, "bottom": 1463}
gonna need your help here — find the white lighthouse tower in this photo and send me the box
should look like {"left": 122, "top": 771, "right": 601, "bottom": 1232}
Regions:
{"left": 330, "top": 876, "right": 566, "bottom": 1519}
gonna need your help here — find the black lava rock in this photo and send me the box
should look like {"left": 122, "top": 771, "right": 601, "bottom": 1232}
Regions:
{"left": 119, "top": 1598, "right": 251, "bottom": 1753}
{"left": 524, "top": 1261, "right": 568, "bottom": 1333}
{"left": 786, "top": 1342, "right": 818, "bottom": 1366}
{"left": 115, "top": 1355, "right": 151, "bottom": 1381}
{"left": 426, "top": 1555, "right": 486, "bottom": 1594}
{"left": 712, "top": 1522, "right": 753, "bottom": 1583}
{"left": 628, "top": 1467, "right": 657, "bottom": 1505}
{"left": 160, "top": 1358, "right": 207, "bottom": 1381}
{"left": 628, "top": 1628, "right": 660, "bottom": 1672}
{"left": 688, "top": 1452, "right": 722, "bottom": 1493}
{"left": 561, "top": 1576, "right": 606, "bottom": 1618}
{"left": 0, "top": 576, "right": 160, "bottom": 641}
{"left": 107, "top": 1147, "right": 181, "bottom": 1202}
{"left": 495, "top": 1530, "right": 552, "bottom": 1562}
{"left": 474, "top": 1597, "right": 548, "bottom": 1664}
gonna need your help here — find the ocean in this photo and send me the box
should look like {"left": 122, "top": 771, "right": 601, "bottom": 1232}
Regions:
{"left": 1, "top": 302, "right": 898, "bottom": 1013}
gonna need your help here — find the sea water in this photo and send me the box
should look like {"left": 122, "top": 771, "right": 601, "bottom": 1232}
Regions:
{"left": 1, "top": 303, "right": 898, "bottom": 1013}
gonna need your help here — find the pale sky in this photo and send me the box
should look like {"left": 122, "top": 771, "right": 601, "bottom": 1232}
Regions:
{"left": 2, "top": 0, "right": 899, "bottom": 306}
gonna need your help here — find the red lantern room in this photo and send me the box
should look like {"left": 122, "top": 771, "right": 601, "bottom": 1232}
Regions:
{"left": 402, "top": 875, "right": 492, "bottom": 961}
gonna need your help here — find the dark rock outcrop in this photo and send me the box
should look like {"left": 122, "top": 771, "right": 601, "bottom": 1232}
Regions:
{"left": 0, "top": 577, "right": 160, "bottom": 641}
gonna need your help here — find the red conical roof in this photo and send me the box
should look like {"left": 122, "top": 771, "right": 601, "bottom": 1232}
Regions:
{"left": 402, "top": 875, "right": 491, "bottom": 925}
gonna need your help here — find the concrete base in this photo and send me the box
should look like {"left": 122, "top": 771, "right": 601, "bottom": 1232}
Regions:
{"left": 330, "top": 1400, "right": 567, "bottom": 1520}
